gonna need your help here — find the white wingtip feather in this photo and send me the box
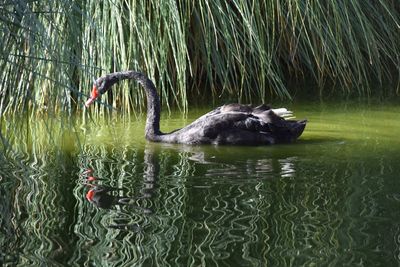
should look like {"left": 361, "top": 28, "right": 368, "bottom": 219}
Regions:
{"left": 271, "top": 108, "right": 296, "bottom": 119}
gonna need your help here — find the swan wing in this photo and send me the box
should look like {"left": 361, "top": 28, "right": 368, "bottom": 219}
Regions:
{"left": 168, "top": 106, "right": 305, "bottom": 145}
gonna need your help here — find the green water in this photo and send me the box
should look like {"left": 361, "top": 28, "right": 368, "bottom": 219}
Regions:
{"left": 1, "top": 102, "right": 400, "bottom": 266}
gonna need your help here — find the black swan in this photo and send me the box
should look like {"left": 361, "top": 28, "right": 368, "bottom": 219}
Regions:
{"left": 85, "top": 71, "right": 306, "bottom": 145}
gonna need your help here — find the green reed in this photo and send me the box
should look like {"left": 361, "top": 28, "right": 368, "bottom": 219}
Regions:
{"left": 0, "top": 0, "right": 399, "bottom": 118}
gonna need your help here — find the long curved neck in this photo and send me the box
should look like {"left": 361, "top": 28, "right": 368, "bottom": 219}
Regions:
{"left": 113, "top": 71, "right": 162, "bottom": 140}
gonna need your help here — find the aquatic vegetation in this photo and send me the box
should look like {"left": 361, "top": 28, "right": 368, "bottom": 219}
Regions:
{"left": 0, "top": 0, "right": 399, "bottom": 117}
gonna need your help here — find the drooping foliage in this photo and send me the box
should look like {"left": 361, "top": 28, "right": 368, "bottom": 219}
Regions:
{"left": 0, "top": 0, "right": 399, "bottom": 116}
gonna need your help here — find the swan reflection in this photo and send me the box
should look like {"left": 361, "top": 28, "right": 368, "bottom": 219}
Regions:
{"left": 279, "top": 157, "right": 297, "bottom": 178}
{"left": 81, "top": 143, "right": 300, "bottom": 235}
{"left": 85, "top": 184, "right": 152, "bottom": 214}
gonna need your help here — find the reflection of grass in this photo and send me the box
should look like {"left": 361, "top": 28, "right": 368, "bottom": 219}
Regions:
{"left": 0, "top": 0, "right": 399, "bottom": 118}
{"left": 2, "top": 101, "right": 399, "bottom": 160}
{"left": 1, "top": 105, "right": 400, "bottom": 266}
{"left": 0, "top": 115, "right": 81, "bottom": 160}
{"left": 6, "top": 104, "right": 398, "bottom": 159}
{"left": 0, "top": 117, "right": 81, "bottom": 266}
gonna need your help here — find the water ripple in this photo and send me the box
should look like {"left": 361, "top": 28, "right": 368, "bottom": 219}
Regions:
{"left": 2, "top": 115, "right": 400, "bottom": 266}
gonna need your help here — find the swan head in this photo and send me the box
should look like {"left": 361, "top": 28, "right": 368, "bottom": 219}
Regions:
{"left": 85, "top": 75, "right": 117, "bottom": 107}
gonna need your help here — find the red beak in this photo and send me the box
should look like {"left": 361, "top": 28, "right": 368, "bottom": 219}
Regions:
{"left": 85, "top": 85, "right": 99, "bottom": 107}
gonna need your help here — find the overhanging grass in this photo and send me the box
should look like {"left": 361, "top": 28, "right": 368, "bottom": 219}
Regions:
{"left": 0, "top": 0, "right": 399, "bottom": 117}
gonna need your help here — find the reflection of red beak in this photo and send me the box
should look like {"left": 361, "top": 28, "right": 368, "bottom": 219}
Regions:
{"left": 86, "top": 189, "right": 95, "bottom": 201}
{"left": 85, "top": 85, "right": 99, "bottom": 107}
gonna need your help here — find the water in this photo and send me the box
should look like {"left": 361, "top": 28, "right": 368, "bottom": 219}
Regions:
{"left": 1, "top": 101, "right": 400, "bottom": 266}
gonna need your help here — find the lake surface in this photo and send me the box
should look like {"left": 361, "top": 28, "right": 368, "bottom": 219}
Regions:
{"left": 1, "top": 101, "right": 400, "bottom": 266}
